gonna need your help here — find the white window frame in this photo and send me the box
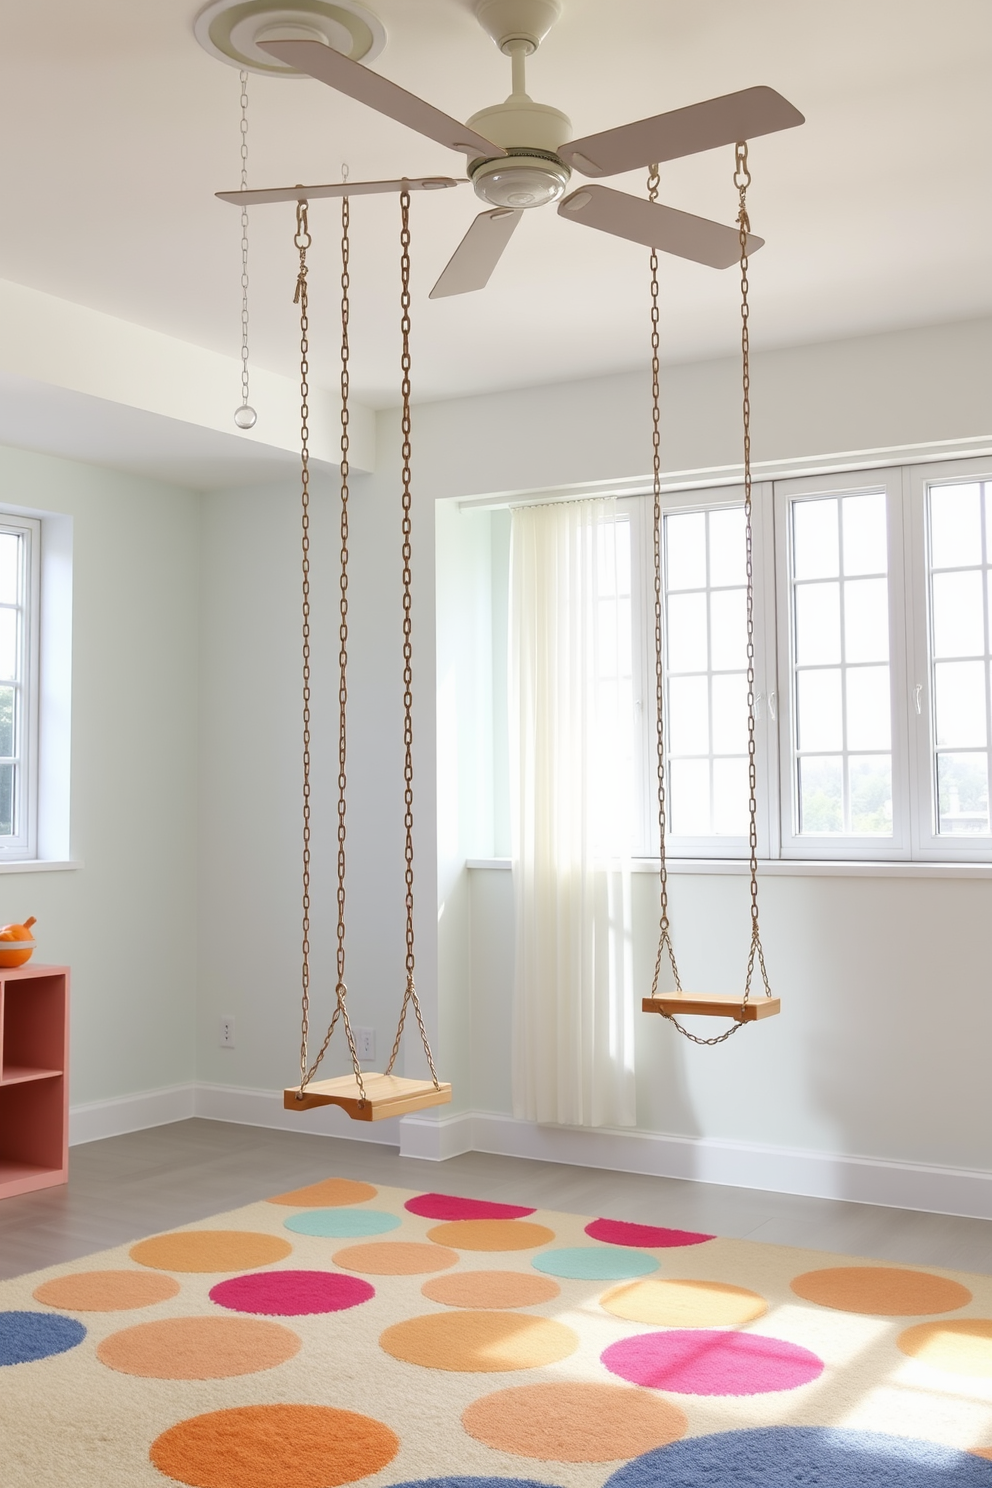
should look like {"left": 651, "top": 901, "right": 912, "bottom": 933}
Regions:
{"left": 772, "top": 468, "right": 910, "bottom": 861}
{"left": 905, "top": 455, "right": 992, "bottom": 861}
{"left": 628, "top": 483, "right": 777, "bottom": 862}
{"left": 0, "top": 514, "right": 41, "bottom": 861}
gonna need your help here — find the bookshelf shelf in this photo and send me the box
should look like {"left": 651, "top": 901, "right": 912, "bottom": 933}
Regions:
{"left": 0, "top": 964, "right": 70, "bottom": 1199}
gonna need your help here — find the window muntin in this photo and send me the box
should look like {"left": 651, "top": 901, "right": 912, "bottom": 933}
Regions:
{"left": 663, "top": 504, "right": 751, "bottom": 840}
{"left": 926, "top": 479, "right": 992, "bottom": 836}
{"left": 788, "top": 490, "right": 894, "bottom": 838}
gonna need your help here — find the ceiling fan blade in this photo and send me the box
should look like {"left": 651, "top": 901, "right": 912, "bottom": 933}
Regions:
{"left": 558, "top": 185, "right": 763, "bottom": 270}
{"left": 259, "top": 39, "right": 505, "bottom": 160}
{"left": 217, "top": 176, "right": 464, "bottom": 207}
{"left": 429, "top": 208, "right": 523, "bottom": 298}
{"left": 561, "top": 86, "right": 804, "bottom": 177}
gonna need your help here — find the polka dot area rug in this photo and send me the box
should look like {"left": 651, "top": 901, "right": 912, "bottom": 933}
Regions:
{"left": 1, "top": 1181, "right": 991, "bottom": 1488}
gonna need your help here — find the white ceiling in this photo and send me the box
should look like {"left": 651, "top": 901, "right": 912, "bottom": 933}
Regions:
{"left": 0, "top": 0, "right": 989, "bottom": 410}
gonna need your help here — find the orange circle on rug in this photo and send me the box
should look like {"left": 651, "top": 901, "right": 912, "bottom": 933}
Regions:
{"left": 130, "top": 1231, "right": 292, "bottom": 1273}
{"left": 150, "top": 1403, "right": 398, "bottom": 1488}
{"left": 33, "top": 1269, "right": 181, "bottom": 1312}
{"left": 601, "top": 1277, "right": 767, "bottom": 1328}
{"left": 790, "top": 1267, "right": 972, "bottom": 1316}
{"left": 97, "top": 1315, "right": 300, "bottom": 1379}
{"left": 426, "top": 1220, "right": 556, "bottom": 1252}
{"left": 422, "top": 1270, "right": 561, "bottom": 1310}
{"left": 266, "top": 1178, "right": 378, "bottom": 1208}
{"left": 333, "top": 1241, "right": 459, "bottom": 1275}
{"left": 380, "top": 1310, "right": 578, "bottom": 1371}
{"left": 972, "top": 1447, "right": 992, "bottom": 1461}
{"left": 462, "top": 1381, "right": 687, "bottom": 1462}
{"left": 897, "top": 1319, "right": 992, "bottom": 1378}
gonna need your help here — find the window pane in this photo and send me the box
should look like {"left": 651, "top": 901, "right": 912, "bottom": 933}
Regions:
{"left": 0, "top": 761, "right": 12, "bottom": 835}
{"left": 934, "top": 659, "right": 987, "bottom": 747}
{"left": 668, "top": 675, "right": 709, "bottom": 754}
{"left": 708, "top": 507, "right": 746, "bottom": 587}
{"left": 0, "top": 685, "right": 13, "bottom": 757}
{"left": 846, "top": 666, "right": 891, "bottom": 750}
{"left": 797, "top": 668, "right": 842, "bottom": 751}
{"left": 795, "top": 582, "right": 841, "bottom": 665}
{"left": 850, "top": 755, "right": 893, "bottom": 834}
{"left": 0, "top": 609, "right": 16, "bottom": 681}
{"left": 842, "top": 492, "right": 888, "bottom": 575}
{"left": 793, "top": 498, "right": 839, "bottom": 579}
{"left": 843, "top": 578, "right": 889, "bottom": 663}
{"left": 930, "top": 483, "right": 982, "bottom": 569}
{"left": 669, "top": 758, "right": 709, "bottom": 834}
{"left": 932, "top": 570, "right": 984, "bottom": 658}
{"left": 0, "top": 535, "right": 19, "bottom": 606}
{"left": 711, "top": 672, "right": 748, "bottom": 753}
{"left": 937, "top": 751, "right": 990, "bottom": 833}
{"left": 799, "top": 756, "right": 843, "bottom": 833}
{"left": 713, "top": 757, "right": 748, "bottom": 834}
{"left": 666, "top": 512, "right": 706, "bottom": 590}
{"left": 709, "top": 588, "right": 746, "bottom": 670}
{"left": 667, "top": 593, "right": 707, "bottom": 672}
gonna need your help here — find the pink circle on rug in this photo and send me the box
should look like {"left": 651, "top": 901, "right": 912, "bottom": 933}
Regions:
{"left": 585, "top": 1218, "right": 715, "bottom": 1249}
{"left": 405, "top": 1193, "right": 537, "bottom": 1221}
{"left": 209, "top": 1270, "right": 374, "bottom": 1317}
{"left": 601, "top": 1329, "right": 823, "bottom": 1396}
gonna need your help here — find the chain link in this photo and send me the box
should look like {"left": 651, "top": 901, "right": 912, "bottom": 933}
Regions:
{"left": 292, "top": 200, "right": 366, "bottom": 1102}
{"left": 384, "top": 187, "right": 440, "bottom": 1089}
{"left": 646, "top": 146, "right": 772, "bottom": 1047}
{"left": 234, "top": 72, "right": 256, "bottom": 429}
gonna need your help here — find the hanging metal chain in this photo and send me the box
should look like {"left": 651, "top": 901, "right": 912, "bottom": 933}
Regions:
{"left": 645, "top": 163, "right": 683, "bottom": 1006}
{"left": 735, "top": 139, "right": 773, "bottom": 1010}
{"left": 234, "top": 72, "right": 257, "bottom": 430}
{"left": 293, "top": 197, "right": 367, "bottom": 1103}
{"left": 648, "top": 147, "right": 771, "bottom": 1047}
{"left": 385, "top": 187, "right": 441, "bottom": 1089}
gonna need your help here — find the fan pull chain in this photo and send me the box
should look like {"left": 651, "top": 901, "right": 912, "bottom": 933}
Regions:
{"left": 294, "top": 199, "right": 366, "bottom": 1102}
{"left": 645, "top": 163, "right": 683, "bottom": 1007}
{"left": 234, "top": 71, "right": 257, "bottom": 430}
{"left": 385, "top": 187, "right": 441, "bottom": 1090}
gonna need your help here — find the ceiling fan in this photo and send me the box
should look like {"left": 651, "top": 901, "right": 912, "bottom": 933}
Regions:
{"left": 216, "top": 0, "right": 804, "bottom": 298}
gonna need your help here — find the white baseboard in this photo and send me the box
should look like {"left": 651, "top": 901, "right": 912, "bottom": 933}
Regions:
{"left": 468, "top": 1112, "right": 992, "bottom": 1222}
{"left": 69, "top": 1083, "right": 195, "bottom": 1146}
{"left": 68, "top": 1085, "right": 992, "bottom": 1220}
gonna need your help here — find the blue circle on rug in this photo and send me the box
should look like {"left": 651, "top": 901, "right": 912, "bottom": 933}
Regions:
{"left": 0, "top": 1310, "right": 86, "bottom": 1366}
{"left": 283, "top": 1208, "right": 402, "bottom": 1238}
{"left": 603, "top": 1427, "right": 992, "bottom": 1487}
{"left": 388, "top": 1480, "right": 565, "bottom": 1488}
{"left": 532, "top": 1247, "right": 659, "bottom": 1281}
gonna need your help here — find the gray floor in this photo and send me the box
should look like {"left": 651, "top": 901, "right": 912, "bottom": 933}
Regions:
{"left": 1, "top": 1118, "right": 990, "bottom": 1282}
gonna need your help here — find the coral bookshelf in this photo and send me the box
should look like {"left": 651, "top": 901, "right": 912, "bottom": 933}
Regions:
{"left": 0, "top": 964, "right": 69, "bottom": 1198}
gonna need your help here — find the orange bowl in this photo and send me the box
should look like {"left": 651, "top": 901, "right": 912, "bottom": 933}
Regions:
{"left": 0, "top": 939, "right": 36, "bottom": 968}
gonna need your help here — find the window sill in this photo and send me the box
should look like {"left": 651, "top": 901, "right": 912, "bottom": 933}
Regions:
{"left": 466, "top": 857, "right": 992, "bottom": 880}
{"left": 0, "top": 860, "right": 82, "bottom": 875}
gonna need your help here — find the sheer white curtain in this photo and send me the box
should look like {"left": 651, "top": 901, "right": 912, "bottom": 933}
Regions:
{"left": 509, "top": 496, "right": 637, "bottom": 1128}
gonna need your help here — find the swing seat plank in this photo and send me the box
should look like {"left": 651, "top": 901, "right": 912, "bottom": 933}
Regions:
{"left": 285, "top": 1072, "right": 452, "bottom": 1121}
{"left": 643, "top": 992, "right": 781, "bottom": 1021}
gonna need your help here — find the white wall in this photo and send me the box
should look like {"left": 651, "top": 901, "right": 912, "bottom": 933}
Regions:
{"left": 0, "top": 444, "right": 199, "bottom": 1108}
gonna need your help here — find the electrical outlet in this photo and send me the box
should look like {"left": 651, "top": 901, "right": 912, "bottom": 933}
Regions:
{"left": 355, "top": 1027, "right": 375, "bottom": 1061}
{"left": 219, "top": 1016, "right": 235, "bottom": 1048}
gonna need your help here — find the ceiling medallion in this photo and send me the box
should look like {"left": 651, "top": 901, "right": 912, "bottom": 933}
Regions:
{"left": 194, "top": 0, "right": 386, "bottom": 77}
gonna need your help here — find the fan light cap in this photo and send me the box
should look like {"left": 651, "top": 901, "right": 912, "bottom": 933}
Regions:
{"left": 471, "top": 153, "right": 570, "bottom": 209}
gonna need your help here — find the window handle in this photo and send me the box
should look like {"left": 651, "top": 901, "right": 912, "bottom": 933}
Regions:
{"left": 914, "top": 683, "right": 923, "bottom": 716}
{"left": 768, "top": 690, "right": 777, "bottom": 722}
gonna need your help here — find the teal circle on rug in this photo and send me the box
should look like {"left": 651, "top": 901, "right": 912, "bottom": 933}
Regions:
{"left": 533, "top": 1247, "right": 660, "bottom": 1280}
{"left": 283, "top": 1208, "right": 402, "bottom": 1238}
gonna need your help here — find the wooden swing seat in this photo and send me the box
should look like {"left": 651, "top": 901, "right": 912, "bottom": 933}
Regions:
{"left": 285, "top": 1071, "right": 452, "bottom": 1122}
{"left": 643, "top": 992, "right": 781, "bottom": 1021}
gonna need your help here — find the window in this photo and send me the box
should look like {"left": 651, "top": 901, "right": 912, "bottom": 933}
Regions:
{"left": 0, "top": 516, "right": 40, "bottom": 859}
